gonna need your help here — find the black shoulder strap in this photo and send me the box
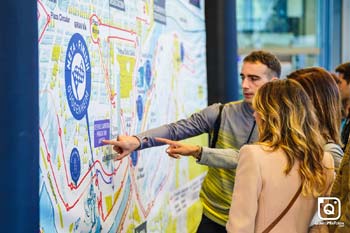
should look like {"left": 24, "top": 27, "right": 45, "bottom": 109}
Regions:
{"left": 210, "top": 104, "right": 224, "bottom": 148}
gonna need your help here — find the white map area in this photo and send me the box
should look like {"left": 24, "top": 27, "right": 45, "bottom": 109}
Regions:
{"left": 38, "top": 0, "right": 207, "bottom": 232}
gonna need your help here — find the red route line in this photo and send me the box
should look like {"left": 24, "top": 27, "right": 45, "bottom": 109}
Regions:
{"left": 96, "top": 43, "right": 116, "bottom": 107}
{"left": 97, "top": 43, "right": 108, "bottom": 73}
{"left": 127, "top": 42, "right": 143, "bottom": 134}
{"left": 71, "top": 158, "right": 121, "bottom": 191}
{"left": 181, "top": 63, "right": 195, "bottom": 74}
{"left": 40, "top": 127, "right": 89, "bottom": 211}
{"left": 40, "top": 89, "right": 70, "bottom": 185}
{"left": 37, "top": 0, "right": 51, "bottom": 43}
{"left": 136, "top": 16, "right": 149, "bottom": 25}
{"left": 39, "top": 128, "right": 128, "bottom": 216}
{"left": 40, "top": 87, "right": 131, "bottom": 222}
{"left": 35, "top": 9, "right": 181, "bottom": 222}
{"left": 127, "top": 47, "right": 169, "bottom": 215}
{"left": 107, "top": 36, "right": 136, "bottom": 47}
{"left": 185, "top": 53, "right": 195, "bottom": 64}
{"left": 149, "top": 153, "right": 164, "bottom": 188}
{"left": 98, "top": 19, "right": 136, "bottom": 35}
{"left": 55, "top": 108, "right": 119, "bottom": 189}
{"left": 90, "top": 32, "right": 137, "bottom": 136}
{"left": 98, "top": 162, "right": 129, "bottom": 221}
{"left": 89, "top": 14, "right": 136, "bottom": 42}
{"left": 39, "top": 90, "right": 127, "bottom": 215}
{"left": 120, "top": 109, "right": 128, "bottom": 135}
{"left": 40, "top": 90, "right": 120, "bottom": 188}
{"left": 90, "top": 14, "right": 124, "bottom": 108}
{"left": 88, "top": 13, "right": 142, "bottom": 132}
{"left": 116, "top": 180, "right": 133, "bottom": 233}
{"left": 130, "top": 155, "right": 171, "bottom": 218}
{"left": 56, "top": 114, "right": 70, "bottom": 185}
{"left": 91, "top": 13, "right": 137, "bottom": 96}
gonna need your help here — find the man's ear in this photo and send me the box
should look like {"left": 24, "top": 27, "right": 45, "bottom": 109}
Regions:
{"left": 271, "top": 77, "right": 278, "bottom": 81}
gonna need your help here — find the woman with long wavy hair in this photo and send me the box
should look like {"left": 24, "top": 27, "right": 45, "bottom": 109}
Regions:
{"left": 226, "top": 79, "right": 334, "bottom": 233}
{"left": 287, "top": 67, "right": 343, "bottom": 168}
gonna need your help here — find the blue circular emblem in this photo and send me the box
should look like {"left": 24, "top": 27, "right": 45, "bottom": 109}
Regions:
{"left": 65, "top": 33, "right": 91, "bottom": 120}
{"left": 69, "top": 148, "right": 81, "bottom": 185}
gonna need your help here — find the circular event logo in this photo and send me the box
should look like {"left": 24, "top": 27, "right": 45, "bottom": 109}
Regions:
{"left": 65, "top": 33, "right": 91, "bottom": 120}
{"left": 69, "top": 148, "right": 81, "bottom": 185}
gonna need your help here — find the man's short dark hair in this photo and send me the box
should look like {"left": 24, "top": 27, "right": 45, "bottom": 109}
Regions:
{"left": 243, "top": 50, "right": 281, "bottom": 78}
{"left": 335, "top": 62, "right": 350, "bottom": 84}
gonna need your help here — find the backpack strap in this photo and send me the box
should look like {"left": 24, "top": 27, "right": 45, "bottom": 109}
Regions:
{"left": 262, "top": 184, "right": 303, "bottom": 233}
{"left": 210, "top": 104, "right": 224, "bottom": 148}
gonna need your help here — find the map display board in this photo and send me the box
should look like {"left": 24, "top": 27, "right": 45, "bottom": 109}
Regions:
{"left": 38, "top": 0, "right": 207, "bottom": 232}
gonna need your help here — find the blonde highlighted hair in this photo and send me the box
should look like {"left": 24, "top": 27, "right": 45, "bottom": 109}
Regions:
{"left": 253, "top": 79, "right": 327, "bottom": 197}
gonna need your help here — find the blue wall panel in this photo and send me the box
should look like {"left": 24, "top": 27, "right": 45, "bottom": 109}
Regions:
{"left": 0, "top": 1, "right": 38, "bottom": 231}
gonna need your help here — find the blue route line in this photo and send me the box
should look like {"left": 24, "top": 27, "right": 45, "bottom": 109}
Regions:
{"left": 96, "top": 169, "right": 113, "bottom": 184}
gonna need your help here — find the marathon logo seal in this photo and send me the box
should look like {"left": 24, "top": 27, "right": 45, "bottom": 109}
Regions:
{"left": 65, "top": 33, "right": 91, "bottom": 120}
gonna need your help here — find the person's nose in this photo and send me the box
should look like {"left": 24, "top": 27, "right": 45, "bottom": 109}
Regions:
{"left": 242, "top": 78, "right": 250, "bottom": 89}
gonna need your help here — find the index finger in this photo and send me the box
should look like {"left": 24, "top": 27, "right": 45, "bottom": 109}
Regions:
{"left": 155, "top": 137, "right": 180, "bottom": 146}
{"left": 102, "top": 139, "right": 121, "bottom": 146}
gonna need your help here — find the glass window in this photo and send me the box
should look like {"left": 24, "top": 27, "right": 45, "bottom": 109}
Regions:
{"left": 237, "top": 0, "right": 319, "bottom": 77}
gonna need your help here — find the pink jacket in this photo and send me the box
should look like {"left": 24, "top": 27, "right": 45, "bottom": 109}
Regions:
{"left": 226, "top": 144, "right": 334, "bottom": 233}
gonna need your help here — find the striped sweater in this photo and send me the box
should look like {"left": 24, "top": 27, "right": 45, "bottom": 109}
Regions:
{"left": 136, "top": 100, "right": 258, "bottom": 226}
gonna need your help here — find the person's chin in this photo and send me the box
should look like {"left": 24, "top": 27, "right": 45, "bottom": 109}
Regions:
{"left": 243, "top": 98, "right": 253, "bottom": 104}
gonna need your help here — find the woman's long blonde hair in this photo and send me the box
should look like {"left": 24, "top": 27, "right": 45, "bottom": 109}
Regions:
{"left": 253, "top": 79, "right": 327, "bottom": 197}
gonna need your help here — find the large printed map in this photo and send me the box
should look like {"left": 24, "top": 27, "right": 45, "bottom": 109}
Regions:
{"left": 38, "top": 0, "right": 207, "bottom": 232}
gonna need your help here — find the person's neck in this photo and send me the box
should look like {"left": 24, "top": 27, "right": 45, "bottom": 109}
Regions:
{"left": 245, "top": 101, "right": 253, "bottom": 109}
{"left": 243, "top": 101, "right": 254, "bottom": 114}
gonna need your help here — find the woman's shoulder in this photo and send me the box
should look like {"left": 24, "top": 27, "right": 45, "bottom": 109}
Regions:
{"left": 240, "top": 144, "right": 262, "bottom": 153}
{"left": 237, "top": 145, "right": 264, "bottom": 171}
{"left": 240, "top": 144, "right": 274, "bottom": 153}
{"left": 239, "top": 144, "right": 270, "bottom": 160}
{"left": 239, "top": 145, "right": 259, "bottom": 160}
{"left": 239, "top": 144, "right": 287, "bottom": 163}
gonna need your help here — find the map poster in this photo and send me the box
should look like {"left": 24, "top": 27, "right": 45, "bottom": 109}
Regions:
{"left": 38, "top": 0, "right": 207, "bottom": 232}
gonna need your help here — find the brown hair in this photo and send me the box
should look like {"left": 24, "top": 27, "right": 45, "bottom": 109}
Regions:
{"left": 287, "top": 67, "right": 342, "bottom": 145}
{"left": 335, "top": 62, "right": 350, "bottom": 84}
{"left": 243, "top": 50, "right": 281, "bottom": 78}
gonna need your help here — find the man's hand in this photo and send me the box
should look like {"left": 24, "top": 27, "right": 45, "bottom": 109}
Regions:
{"left": 155, "top": 137, "right": 202, "bottom": 159}
{"left": 102, "top": 135, "right": 141, "bottom": 160}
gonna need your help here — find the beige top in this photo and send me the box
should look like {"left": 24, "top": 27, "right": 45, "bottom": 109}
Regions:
{"left": 226, "top": 144, "right": 334, "bottom": 233}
